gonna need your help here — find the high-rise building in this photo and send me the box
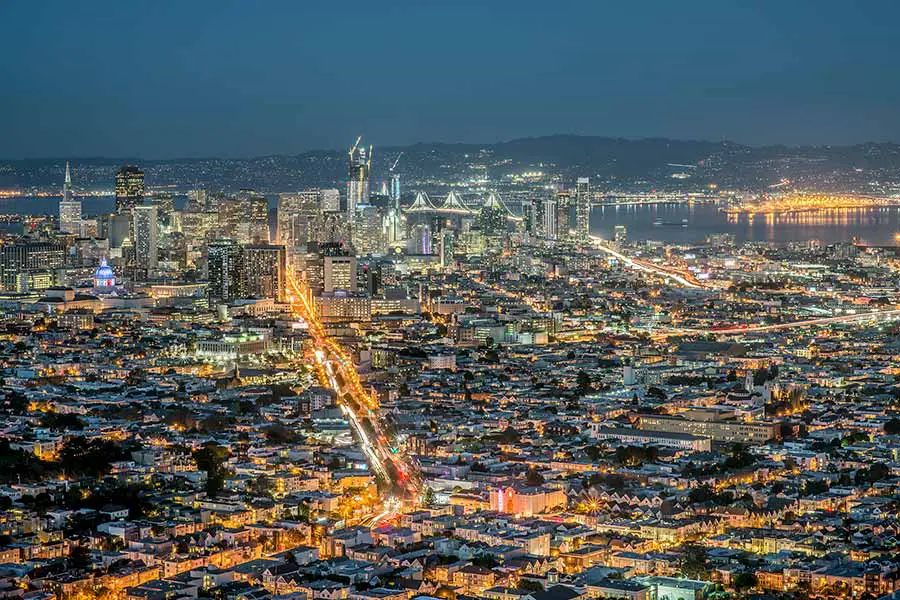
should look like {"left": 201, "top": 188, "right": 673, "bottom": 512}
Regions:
{"left": 241, "top": 244, "right": 286, "bottom": 302}
{"left": 408, "top": 223, "right": 433, "bottom": 255}
{"left": 347, "top": 137, "right": 371, "bottom": 215}
{"left": 575, "top": 177, "right": 591, "bottom": 243}
{"left": 277, "top": 190, "right": 321, "bottom": 257}
{"left": 352, "top": 204, "right": 384, "bottom": 256}
{"left": 320, "top": 188, "right": 341, "bottom": 213}
{"left": 324, "top": 255, "right": 357, "bottom": 293}
{"left": 207, "top": 239, "right": 243, "bottom": 307}
{"left": 131, "top": 204, "right": 158, "bottom": 280}
{"left": 0, "top": 241, "right": 65, "bottom": 291}
{"left": 521, "top": 198, "right": 535, "bottom": 235}
{"left": 555, "top": 191, "right": 571, "bottom": 241}
{"left": 543, "top": 196, "right": 558, "bottom": 240}
{"left": 105, "top": 213, "right": 132, "bottom": 250}
{"left": 59, "top": 161, "right": 82, "bottom": 235}
{"left": 358, "top": 260, "right": 381, "bottom": 295}
{"left": 614, "top": 224, "right": 628, "bottom": 246}
{"left": 115, "top": 166, "right": 145, "bottom": 214}
{"left": 439, "top": 230, "right": 455, "bottom": 270}
{"left": 152, "top": 192, "right": 177, "bottom": 233}
{"left": 248, "top": 195, "right": 269, "bottom": 243}
{"left": 185, "top": 189, "right": 208, "bottom": 212}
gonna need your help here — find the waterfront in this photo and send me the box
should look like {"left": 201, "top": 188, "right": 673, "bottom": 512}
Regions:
{"left": 5, "top": 195, "right": 900, "bottom": 246}
{"left": 591, "top": 202, "right": 900, "bottom": 246}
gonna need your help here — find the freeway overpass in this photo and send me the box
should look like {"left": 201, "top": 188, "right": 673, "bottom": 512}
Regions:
{"left": 663, "top": 309, "right": 900, "bottom": 336}
{"left": 589, "top": 236, "right": 705, "bottom": 289}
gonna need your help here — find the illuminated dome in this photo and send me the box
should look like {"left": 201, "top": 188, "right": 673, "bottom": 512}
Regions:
{"left": 93, "top": 258, "right": 116, "bottom": 288}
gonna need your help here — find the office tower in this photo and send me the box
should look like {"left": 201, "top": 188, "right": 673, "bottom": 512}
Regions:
{"left": 242, "top": 244, "right": 286, "bottom": 302}
{"left": 106, "top": 213, "right": 132, "bottom": 250}
{"left": 320, "top": 188, "right": 340, "bottom": 212}
{"left": 575, "top": 177, "right": 591, "bottom": 243}
{"left": 390, "top": 172, "right": 400, "bottom": 205}
{"left": 58, "top": 161, "right": 82, "bottom": 235}
{"left": 324, "top": 254, "right": 358, "bottom": 293}
{"left": 277, "top": 191, "right": 320, "bottom": 258}
{"left": 543, "top": 196, "right": 558, "bottom": 240}
{"left": 181, "top": 210, "right": 218, "bottom": 247}
{"left": 115, "top": 166, "right": 145, "bottom": 214}
{"left": 207, "top": 239, "right": 242, "bottom": 307}
{"left": 347, "top": 137, "right": 371, "bottom": 215}
{"left": 358, "top": 261, "right": 381, "bottom": 295}
{"left": 217, "top": 197, "right": 244, "bottom": 242}
{"left": 352, "top": 204, "right": 383, "bottom": 255}
{"left": 152, "top": 192, "right": 177, "bottom": 233}
{"left": 0, "top": 241, "right": 66, "bottom": 291}
{"left": 408, "top": 223, "right": 432, "bottom": 255}
{"left": 614, "top": 224, "right": 628, "bottom": 246}
{"left": 132, "top": 204, "right": 158, "bottom": 280}
{"left": 440, "top": 230, "right": 455, "bottom": 270}
{"left": 479, "top": 192, "right": 507, "bottom": 238}
{"left": 185, "top": 189, "right": 208, "bottom": 212}
{"left": 521, "top": 198, "right": 535, "bottom": 235}
{"left": 248, "top": 195, "right": 269, "bottom": 243}
{"left": 555, "top": 191, "right": 571, "bottom": 241}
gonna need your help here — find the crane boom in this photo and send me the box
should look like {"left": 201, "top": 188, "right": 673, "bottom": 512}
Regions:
{"left": 389, "top": 152, "right": 404, "bottom": 173}
{"left": 350, "top": 136, "right": 362, "bottom": 157}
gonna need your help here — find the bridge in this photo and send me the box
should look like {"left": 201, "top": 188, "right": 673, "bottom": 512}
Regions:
{"left": 405, "top": 190, "right": 522, "bottom": 222}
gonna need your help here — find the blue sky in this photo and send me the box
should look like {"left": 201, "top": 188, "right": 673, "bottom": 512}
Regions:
{"left": 2, "top": 0, "right": 899, "bottom": 158}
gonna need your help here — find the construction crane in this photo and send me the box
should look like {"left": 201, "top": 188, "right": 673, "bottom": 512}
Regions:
{"left": 349, "top": 136, "right": 362, "bottom": 157}
{"left": 366, "top": 145, "right": 373, "bottom": 170}
{"left": 389, "top": 152, "right": 404, "bottom": 173}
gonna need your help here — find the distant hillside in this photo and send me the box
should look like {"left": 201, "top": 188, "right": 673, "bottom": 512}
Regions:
{"left": 2, "top": 136, "right": 899, "bottom": 194}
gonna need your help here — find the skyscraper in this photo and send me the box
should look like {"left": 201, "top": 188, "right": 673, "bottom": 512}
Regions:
{"left": 242, "top": 244, "right": 286, "bottom": 302}
{"left": 575, "top": 177, "right": 591, "bottom": 243}
{"left": 207, "top": 239, "right": 243, "bottom": 307}
{"left": 248, "top": 195, "right": 269, "bottom": 243}
{"left": 439, "top": 230, "right": 455, "bottom": 270}
{"left": 324, "top": 254, "right": 358, "bottom": 293}
{"left": 347, "top": 137, "right": 371, "bottom": 215}
{"left": 555, "top": 191, "right": 571, "bottom": 241}
{"left": 543, "top": 196, "right": 558, "bottom": 240}
{"left": 115, "top": 166, "right": 145, "bottom": 214}
{"left": 320, "top": 188, "right": 341, "bottom": 212}
{"left": 277, "top": 190, "right": 321, "bottom": 258}
{"left": 59, "top": 161, "right": 82, "bottom": 235}
{"left": 131, "top": 204, "right": 158, "bottom": 280}
{"left": 0, "top": 241, "right": 65, "bottom": 291}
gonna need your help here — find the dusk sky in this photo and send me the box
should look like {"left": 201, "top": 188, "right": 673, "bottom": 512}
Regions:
{"left": 3, "top": 0, "right": 900, "bottom": 158}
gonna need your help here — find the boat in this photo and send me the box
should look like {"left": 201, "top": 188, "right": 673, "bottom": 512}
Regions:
{"left": 653, "top": 218, "right": 689, "bottom": 227}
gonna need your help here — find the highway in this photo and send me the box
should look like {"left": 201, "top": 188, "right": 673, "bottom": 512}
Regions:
{"left": 286, "top": 274, "right": 422, "bottom": 503}
{"left": 589, "top": 236, "right": 705, "bottom": 288}
{"left": 662, "top": 309, "right": 900, "bottom": 336}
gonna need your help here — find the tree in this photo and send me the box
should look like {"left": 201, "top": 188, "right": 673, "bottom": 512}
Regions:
{"left": 193, "top": 443, "right": 231, "bottom": 498}
{"left": 679, "top": 543, "right": 708, "bottom": 579}
{"left": 576, "top": 371, "right": 592, "bottom": 395}
{"left": 884, "top": 418, "right": 900, "bottom": 435}
{"left": 250, "top": 476, "right": 273, "bottom": 498}
{"left": 39, "top": 412, "right": 85, "bottom": 431}
{"left": 422, "top": 487, "right": 436, "bottom": 506}
{"left": 68, "top": 544, "right": 93, "bottom": 571}
{"left": 733, "top": 572, "right": 758, "bottom": 591}
{"left": 59, "top": 436, "right": 128, "bottom": 478}
{"left": 525, "top": 466, "right": 545, "bottom": 486}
